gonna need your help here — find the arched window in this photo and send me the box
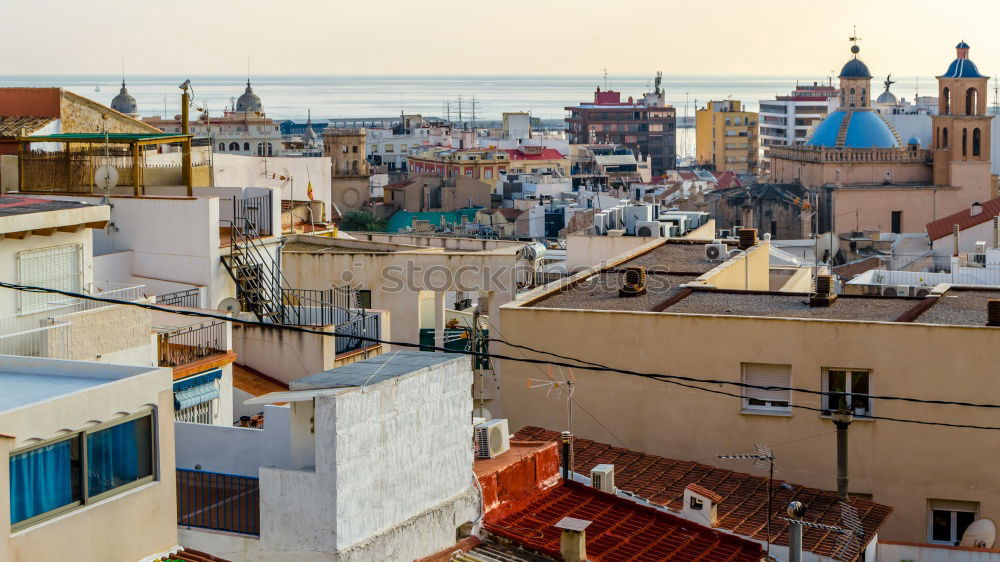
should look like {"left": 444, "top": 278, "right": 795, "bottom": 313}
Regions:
{"left": 936, "top": 127, "right": 940, "bottom": 148}
{"left": 244, "top": 142, "right": 250, "bottom": 151}
{"left": 943, "top": 128, "right": 949, "bottom": 148}
{"left": 849, "top": 87, "right": 857, "bottom": 107}
{"left": 973, "top": 128, "right": 982, "bottom": 156}
{"left": 256, "top": 142, "right": 263, "bottom": 156}
{"left": 861, "top": 88, "right": 866, "bottom": 107}
{"left": 962, "top": 128, "right": 968, "bottom": 157}
{"left": 218, "top": 142, "right": 225, "bottom": 151}
{"left": 943, "top": 87, "right": 951, "bottom": 114}
{"left": 840, "top": 89, "right": 846, "bottom": 105}
{"left": 351, "top": 160, "right": 359, "bottom": 174}
{"left": 966, "top": 88, "right": 978, "bottom": 115}
{"left": 229, "top": 142, "right": 239, "bottom": 151}
{"left": 266, "top": 142, "right": 273, "bottom": 157}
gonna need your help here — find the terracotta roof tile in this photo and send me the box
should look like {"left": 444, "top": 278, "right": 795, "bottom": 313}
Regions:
{"left": 0, "top": 115, "right": 55, "bottom": 137}
{"left": 926, "top": 198, "right": 1000, "bottom": 241}
{"left": 833, "top": 257, "right": 883, "bottom": 281}
{"left": 485, "top": 480, "right": 764, "bottom": 562}
{"left": 686, "top": 483, "right": 724, "bottom": 504}
{"left": 513, "top": 426, "right": 893, "bottom": 557}
{"left": 232, "top": 363, "right": 288, "bottom": 400}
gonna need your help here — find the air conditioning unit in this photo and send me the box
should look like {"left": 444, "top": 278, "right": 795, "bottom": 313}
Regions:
{"left": 591, "top": 464, "right": 615, "bottom": 493}
{"left": 474, "top": 419, "right": 510, "bottom": 459}
{"left": 719, "top": 229, "right": 732, "bottom": 238}
{"left": 913, "top": 287, "right": 932, "bottom": 298}
{"left": 881, "top": 285, "right": 910, "bottom": 297}
{"left": 635, "top": 220, "right": 664, "bottom": 237}
{"left": 704, "top": 243, "right": 728, "bottom": 261}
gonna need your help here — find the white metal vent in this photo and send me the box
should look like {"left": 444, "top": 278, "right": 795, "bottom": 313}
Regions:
{"left": 17, "top": 244, "right": 83, "bottom": 313}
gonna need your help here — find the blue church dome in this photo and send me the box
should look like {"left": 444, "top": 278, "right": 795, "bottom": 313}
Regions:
{"left": 907, "top": 136, "right": 921, "bottom": 146}
{"left": 942, "top": 40, "right": 985, "bottom": 78}
{"left": 839, "top": 58, "right": 872, "bottom": 79}
{"left": 806, "top": 110, "right": 900, "bottom": 149}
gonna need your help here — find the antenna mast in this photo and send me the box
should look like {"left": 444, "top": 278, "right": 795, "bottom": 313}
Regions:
{"left": 603, "top": 68, "right": 608, "bottom": 90}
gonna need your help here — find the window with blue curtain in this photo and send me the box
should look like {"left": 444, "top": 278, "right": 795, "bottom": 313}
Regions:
{"left": 9, "top": 438, "right": 81, "bottom": 524}
{"left": 86, "top": 416, "right": 154, "bottom": 498}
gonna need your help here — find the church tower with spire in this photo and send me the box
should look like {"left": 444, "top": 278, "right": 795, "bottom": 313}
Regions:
{"left": 932, "top": 41, "right": 993, "bottom": 191}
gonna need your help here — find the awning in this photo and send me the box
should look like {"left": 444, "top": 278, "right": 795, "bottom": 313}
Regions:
{"left": 174, "top": 368, "right": 222, "bottom": 392}
{"left": 174, "top": 382, "right": 220, "bottom": 410}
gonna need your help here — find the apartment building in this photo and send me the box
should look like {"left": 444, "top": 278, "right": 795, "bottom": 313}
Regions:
{"left": 758, "top": 82, "right": 839, "bottom": 174}
{"left": 0, "top": 355, "right": 176, "bottom": 560}
{"left": 696, "top": 100, "right": 759, "bottom": 175}
{"left": 499, "top": 236, "right": 1000, "bottom": 545}
{"left": 565, "top": 86, "right": 677, "bottom": 175}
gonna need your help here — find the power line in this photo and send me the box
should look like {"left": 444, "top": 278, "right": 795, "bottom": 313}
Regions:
{"left": 2, "top": 281, "right": 1000, "bottom": 431}
{"left": 490, "top": 336, "right": 1000, "bottom": 412}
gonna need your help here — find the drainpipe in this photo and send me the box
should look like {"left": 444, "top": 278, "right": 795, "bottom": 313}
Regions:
{"left": 832, "top": 409, "right": 854, "bottom": 501}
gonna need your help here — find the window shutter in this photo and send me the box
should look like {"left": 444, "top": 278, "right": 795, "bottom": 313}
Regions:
{"left": 17, "top": 244, "right": 83, "bottom": 313}
{"left": 743, "top": 363, "right": 791, "bottom": 403}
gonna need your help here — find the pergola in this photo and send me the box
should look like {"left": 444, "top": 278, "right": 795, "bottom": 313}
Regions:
{"left": 15, "top": 132, "right": 194, "bottom": 196}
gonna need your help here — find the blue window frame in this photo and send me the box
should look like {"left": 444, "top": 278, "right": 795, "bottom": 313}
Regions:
{"left": 9, "top": 439, "right": 81, "bottom": 524}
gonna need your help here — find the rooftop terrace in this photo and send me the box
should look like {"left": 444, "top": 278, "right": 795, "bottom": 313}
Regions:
{"left": 0, "top": 355, "right": 152, "bottom": 413}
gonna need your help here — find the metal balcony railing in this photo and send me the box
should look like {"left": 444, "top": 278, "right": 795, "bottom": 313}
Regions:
{"left": 176, "top": 469, "right": 259, "bottom": 536}
{"left": 156, "top": 320, "right": 228, "bottom": 367}
{"left": 157, "top": 288, "right": 201, "bottom": 308}
{"left": 335, "top": 311, "right": 381, "bottom": 356}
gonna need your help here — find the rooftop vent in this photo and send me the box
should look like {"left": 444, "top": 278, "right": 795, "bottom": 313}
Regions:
{"left": 988, "top": 299, "right": 1000, "bottom": 327}
{"left": 619, "top": 266, "right": 648, "bottom": 297}
{"left": 810, "top": 274, "right": 837, "bottom": 307}
{"left": 590, "top": 464, "right": 615, "bottom": 493}
{"left": 737, "top": 228, "right": 758, "bottom": 250}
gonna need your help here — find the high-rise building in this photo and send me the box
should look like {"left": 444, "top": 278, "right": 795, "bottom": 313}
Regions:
{"left": 695, "top": 100, "right": 759, "bottom": 175}
{"left": 565, "top": 82, "right": 676, "bottom": 175}
{"left": 758, "top": 82, "right": 839, "bottom": 174}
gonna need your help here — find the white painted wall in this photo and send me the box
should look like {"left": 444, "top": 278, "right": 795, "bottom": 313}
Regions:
{"left": 174, "top": 405, "right": 294, "bottom": 477}
{"left": 0, "top": 229, "right": 94, "bottom": 316}
{"left": 213, "top": 154, "right": 333, "bottom": 221}
{"left": 878, "top": 541, "right": 1000, "bottom": 562}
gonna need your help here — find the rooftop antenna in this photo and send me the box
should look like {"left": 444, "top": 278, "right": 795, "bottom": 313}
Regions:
{"left": 528, "top": 366, "right": 577, "bottom": 476}
{"left": 719, "top": 444, "right": 775, "bottom": 559}
{"left": 784, "top": 502, "right": 864, "bottom": 562}
{"left": 603, "top": 68, "right": 608, "bottom": 90}
{"left": 993, "top": 75, "right": 999, "bottom": 115}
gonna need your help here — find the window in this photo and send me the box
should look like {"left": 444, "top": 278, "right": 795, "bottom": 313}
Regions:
{"left": 17, "top": 244, "right": 83, "bottom": 314}
{"left": 823, "top": 369, "right": 871, "bottom": 416}
{"left": 358, "top": 290, "right": 372, "bottom": 309}
{"left": 891, "top": 211, "right": 902, "bottom": 234}
{"left": 928, "top": 499, "right": 978, "bottom": 545}
{"left": 229, "top": 142, "right": 239, "bottom": 151}
{"left": 218, "top": 142, "right": 225, "bottom": 151}
{"left": 484, "top": 169, "right": 493, "bottom": 179}
{"left": 741, "top": 363, "right": 791, "bottom": 413}
{"left": 385, "top": 144, "right": 394, "bottom": 153}
{"left": 243, "top": 142, "right": 250, "bottom": 151}
{"left": 9, "top": 411, "right": 155, "bottom": 530}
{"left": 962, "top": 128, "right": 968, "bottom": 157}
{"left": 973, "top": 128, "right": 981, "bottom": 157}
{"left": 943, "top": 87, "right": 951, "bottom": 114}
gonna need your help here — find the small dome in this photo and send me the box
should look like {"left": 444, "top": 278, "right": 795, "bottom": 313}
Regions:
{"left": 840, "top": 58, "right": 872, "bottom": 79}
{"left": 875, "top": 90, "right": 898, "bottom": 105}
{"left": 907, "top": 136, "right": 921, "bottom": 146}
{"left": 956, "top": 40, "right": 970, "bottom": 49}
{"left": 111, "top": 81, "right": 137, "bottom": 115}
{"left": 806, "top": 110, "right": 900, "bottom": 149}
{"left": 236, "top": 80, "right": 263, "bottom": 113}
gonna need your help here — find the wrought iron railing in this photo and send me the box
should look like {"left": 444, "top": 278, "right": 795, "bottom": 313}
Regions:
{"left": 176, "top": 469, "right": 259, "bottom": 536}
{"left": 157, "top": 320, "right": 227, "bottom": 367}
{"left": 234, "top": 192, "right": 273, "bottom": 237}
{"left": 336, "top": 311, "right": 380, "bottom": 355}
{"left": 157, "top": 288, "right": 201, "bottom": 308}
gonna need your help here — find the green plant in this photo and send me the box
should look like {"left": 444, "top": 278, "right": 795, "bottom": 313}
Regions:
{"left": 341, "top": 211, "right": 387, "bottom": 232}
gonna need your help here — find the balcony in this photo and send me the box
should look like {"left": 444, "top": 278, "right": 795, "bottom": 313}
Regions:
{"left": 176, "top": 469, "right": 259, "bottom": 536}
{"left": 156, "top": 320, "right": 228, "bottom": 368}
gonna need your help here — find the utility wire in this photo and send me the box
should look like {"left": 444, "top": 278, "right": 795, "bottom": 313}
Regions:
{"left": 490, "top": 336, "right": 1000, "bottom": 412}
{"left": 2, "top": 281, "right": 1000, "bottom": 432}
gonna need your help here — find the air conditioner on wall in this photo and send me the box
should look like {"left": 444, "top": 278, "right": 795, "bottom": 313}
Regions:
{"left": 881, "top": 285, "right": 910, "bottom": 297}
{"left": 591, "top": 464, "right": 615, "bottom": 493}
{"left": 635, "top": 221, "right": 665, "bottom": 237}
{"left": 474, "top": 419, "right": 510, "bottom": 459}
{"left": 704, "top": 243, "right": 728, "bottom": 261}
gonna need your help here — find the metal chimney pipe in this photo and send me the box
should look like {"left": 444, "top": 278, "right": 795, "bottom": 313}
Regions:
{"left": 561, "top": 431, "right": 572, "bottom": 480}
{"left": 832, "top": 410, "right": 854, "bottom": 501}
{"left": 993, "top": 216, "right": 1000, "bottom": 249}
{"left": 787, "top": 502, "right": 805, "bottom": 562}
{"left": 953, "top": 224, "right": 960, "bottom": 257}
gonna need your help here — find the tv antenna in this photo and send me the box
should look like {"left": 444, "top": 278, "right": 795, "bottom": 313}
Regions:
{"left": 603, "top": 68, "right": 608, "bottom": 90}
{"left": 528, "top": 366, "right": 577, "bottom": 473}
{"left": 719, "top": 444, "right": 775, "bottom": 558}
{"left": 784, "top": 501, "right": 864, "bottom": 562}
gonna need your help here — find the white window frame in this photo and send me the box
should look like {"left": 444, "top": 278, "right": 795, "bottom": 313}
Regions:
{"left": 741, "top": 363, "right": 792, "bottom": 415}
{"left": 927, "top": 499, "right": 978, "bottom": 545}
{"left": 822, "top": 368, "right": 872, "bottom": 418}
{"left": 16, "top": 243, "right": 84, "bottom": 314}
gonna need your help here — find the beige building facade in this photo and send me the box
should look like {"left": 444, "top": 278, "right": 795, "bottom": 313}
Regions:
{"left": 323, "top": 128, "right": 371, "bottom": 214}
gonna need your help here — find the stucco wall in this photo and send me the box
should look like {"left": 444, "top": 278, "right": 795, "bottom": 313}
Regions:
{"left": 0, "top": 229, "right": 94, "bottom": 316}
{"left": 232, "top": 323, "right": 334, "bottom": 385}
{"left": 57, "top": 303, "right": 154, "bottom": 365}
{"left": 498, "top": 304, "right": 1000, "bottom": 543}
{"left": 565, "top": 235, "right": 662, "bottom": 274}
{"left": 0, "top": 360, "right": 177, "bottom": 561}
{"left": 175, "top": 405, "right": 294, "bottom": 477}
{"left": 832, "top": 186, "right": 987, "bottom": 234}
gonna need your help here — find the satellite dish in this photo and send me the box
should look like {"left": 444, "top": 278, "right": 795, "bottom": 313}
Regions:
{"left": 217, "top": 297, "right": 242, "bottom": 315}
{"left": 94, "top": 165, "right": 118, "bottom": 191}
{"left": 960, "top": 518, "right": 996, "bottom": 549}
{"left": 815, "top": 232, "right": 841, "bottom": 264}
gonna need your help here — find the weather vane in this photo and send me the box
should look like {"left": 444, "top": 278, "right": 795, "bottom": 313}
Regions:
{"left": 884, "top": 73, "right": 895, "bottom": 92}
{"left": 849, "top": 25, "right": 861, "bottom": 55}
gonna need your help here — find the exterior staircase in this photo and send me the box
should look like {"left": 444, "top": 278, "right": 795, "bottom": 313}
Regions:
{"left": 221, "top": 217, "right": 299, "bottom": 324}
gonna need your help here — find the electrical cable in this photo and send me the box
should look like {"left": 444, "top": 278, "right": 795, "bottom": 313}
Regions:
{"left": 3, "top": 281, "right": 1000, "bottom": 431}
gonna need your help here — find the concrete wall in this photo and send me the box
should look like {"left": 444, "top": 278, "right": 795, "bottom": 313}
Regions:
{"left": 346, "top": 232, "right": 525, "bottom": 253}
{"left": 696, "top": 240, "right": 771, "bottom": 291}
{"left": 57, "top": 303, "right": 155, "bottom": 366}
{"left": 174, "top": 405, "right": 294, "bottom": 477}
{"left": 498, "top": 302, "right": 1000, "bottom": 543}
{"left": 565, "top": 234, "right": 661, "bottom": 274}
{"left": 832, "top": 185, "right": 989, "bottom": 234}
{"left": 232, "top": 323, "right": 334, "bottom": 385}
{"left": 0, "top": 359, "right": 177, "bottom": 561}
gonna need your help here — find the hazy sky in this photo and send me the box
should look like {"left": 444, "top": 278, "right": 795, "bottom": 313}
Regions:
{"left": 4, "top": 0, "right": 999, "bottom": 77}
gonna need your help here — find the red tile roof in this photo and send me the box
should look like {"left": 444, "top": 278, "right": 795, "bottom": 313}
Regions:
{"left": 714, "top": 171, "right": 742, "bottom": 190}
{"left": 503, "top": 148, "right": 566, "bottom": 161}
{"left": 926, "top": 198, "right": 1000, "bottom": 241}
{"left": 678, "top": 171, "right": 697, "bottom": 181}
{"left": 832, "top": 257, "right": 883, "bottom": 281}
{"left": 514, "top": 427, "right": 893, "bottom": 557}
{"left": 485, "top": 480, "right": 764, "bottom": 562}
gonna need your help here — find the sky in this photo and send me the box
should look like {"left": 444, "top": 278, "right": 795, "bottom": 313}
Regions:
{"left": 3, "top": 0, "right": 1000, "bottom": 77}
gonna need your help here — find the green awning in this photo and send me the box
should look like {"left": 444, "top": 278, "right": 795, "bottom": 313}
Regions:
{"left": 18, "top": 133, "right": 193, "bottom": 143}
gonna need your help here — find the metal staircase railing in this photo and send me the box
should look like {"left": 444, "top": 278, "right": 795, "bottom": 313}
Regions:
{"left": 221, "top": 216, "right": 301, "bottom": 324}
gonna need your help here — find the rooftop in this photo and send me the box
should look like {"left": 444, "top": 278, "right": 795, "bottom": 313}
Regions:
{"left": 833, "top": 257, "right": 883, "bottom": 281}
{"left": 0, "top": 355, "right": 152, "bottom": 413}
{"left": 911, "top": 289, "right": 1000, "bottom": 326}
{"left": 290, "top": 351, "right": 464, "bottom": 390}
{"left": 0, "top": 115, "right": 55, "bottom": 137}
{"left": 531, "top": 272, "right": 698, "bottom": 312}
{"left": 515, "top": 426, "right": 893, "bottom": 557}
{"left": 662, "top": 291, "right": 919, "bottom": 322}
{"left": 484, "top": 480, "right": 765, "bottom": 562}
{"left": 0, "top": 195, "right": 110, "bottom": 236}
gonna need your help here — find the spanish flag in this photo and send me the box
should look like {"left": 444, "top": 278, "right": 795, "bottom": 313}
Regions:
{"left": 307, "top": 180, "right": 314, "bottom": 201}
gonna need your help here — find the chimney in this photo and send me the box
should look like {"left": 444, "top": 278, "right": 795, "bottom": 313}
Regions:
{"left": 953, "top": 224, "right": 961, "bottom": 257}
{"left": 988, "top": 300, "right": 1000, "bottom": 327}
{"left": 555, "top": 517, "right": 591, "bottom": 562}
{"left": 810, "top": 274, "right": 837, "bottom": 307}
{"left": 682, "top": 484, "right": 722, "bottom": 527}
{"left": 971, "top": 202, "right": 983, "bottom": 217}
{"left": 993, "top": 216, "right": 1000, "bottom": 249}
{"left": 737, "top": 228, "right": 758, "bottom": 250}
{"left": 619, "top": 266, "right": 648, "bottom": 297}
{"left": 740, "top": 204, "right": 754, "bottom": 229}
